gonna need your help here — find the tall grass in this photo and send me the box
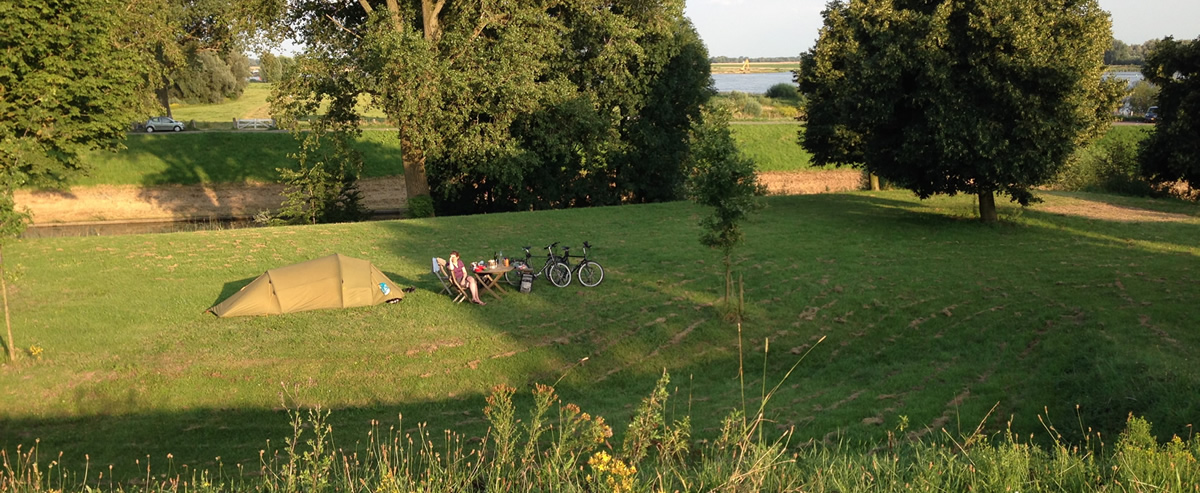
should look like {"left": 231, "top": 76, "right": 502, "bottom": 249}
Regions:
{"left": 5, "top": 373, "right": 1199, "bottom": 492}
{"left": 1053, "top": 125, "right": 1157, "bottom": 196}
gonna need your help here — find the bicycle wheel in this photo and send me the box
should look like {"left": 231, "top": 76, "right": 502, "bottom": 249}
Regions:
{"left": 548, "top": 262, "right": 572, "bottom": 288}
{"left": 577, "top": 261, "right": 604, "bottom": 287}
{"left": 504, "top": 263, "right": 524, "bottom": 287}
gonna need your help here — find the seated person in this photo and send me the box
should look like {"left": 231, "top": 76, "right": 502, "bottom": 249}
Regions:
{"left": 448, "top": 251, "right": 486, "bottom": 305}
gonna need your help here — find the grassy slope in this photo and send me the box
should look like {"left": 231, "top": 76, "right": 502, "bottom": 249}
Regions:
{"left": 729, "top": 123, "right": 818, "bottom": 171}
{"left": 79, "top": 132, "right": 405, "bottom": 186}
{"left": 169, "top": 84, "right": 275, "bottom": 123}
{"left": 80, "top": 123, "right": 816, "bottom": 188}
{"left": 2, "top": 191, "right": 1198, "bottom": 479}
{"left": 80, "top": 124, "right": 1147, "bottom": 188}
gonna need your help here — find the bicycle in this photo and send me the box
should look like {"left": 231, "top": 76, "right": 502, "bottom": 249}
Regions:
{"left": 505, "top": 243, "right": 572, "bottom": 288}
{"left": 557, "top": 241, "right": 605, "bottom": 287}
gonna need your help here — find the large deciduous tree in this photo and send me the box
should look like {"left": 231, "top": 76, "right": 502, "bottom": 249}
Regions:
{"left": 1, "top": 0, "right": 163, "bottom": 361}
{"left": 1138, "top": 37, "right": 1200, "bottom": 189}
{"left": 156, "top": 0, "right": 287, "bottom": 113}
{"left": 273, "top": 0, "right": 711, "bottom": 215}
{"left": 798, "top": 0, "right": 1122, "bottom": 222}
{"left": 274, "top": 0, "right": 559, "bottom": 208}
{"left": 433, "top": 0, "right": 712, "bottom": 214}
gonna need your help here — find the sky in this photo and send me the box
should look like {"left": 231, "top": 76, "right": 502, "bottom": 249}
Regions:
{"left": 685, "top": 0, "right": 1200, "bottom": 58}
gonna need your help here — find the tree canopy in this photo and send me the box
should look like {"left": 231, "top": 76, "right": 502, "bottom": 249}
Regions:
{"left": 1, "top": 0, "right": 167, "bottom": 361}
{"left": 1, "top": 0, "right": 162, "bottom": 191}
{"left": 797, "top": 0, "right": 1123, "bottom": 222}
{"left": 273, "top": 0, "right": 712, "bottom": 215}
{"left": 156, "top": 0, "right": 287, "bottom": 111}
{"left": 1138, "top": 37, "right": 1200, "bottom": 189}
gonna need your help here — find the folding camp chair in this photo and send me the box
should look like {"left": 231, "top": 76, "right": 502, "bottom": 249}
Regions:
{"left": 433, "top": 257, "right": 468, "bottom": 304}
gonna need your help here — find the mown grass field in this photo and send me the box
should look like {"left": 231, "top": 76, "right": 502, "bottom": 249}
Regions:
{"left": 77, "top": 123, "right": 817, "bottom": 189}
{"left": 167, "top": 83, "right": 388, "bottom": 128}
{"left": 79, "top": 123, "right": 1148, "bottom": 189}
{"left": 729, "top": 123, "right": 817, "bottom": 171}
{"left": 169, "top": 84, "right": 276, "bottom": 123}
{"left": 79, "top": 132, "right": 405, "bottom": 187}
{"left": 2, "top": 190, "right": 1198, "bottom": 481}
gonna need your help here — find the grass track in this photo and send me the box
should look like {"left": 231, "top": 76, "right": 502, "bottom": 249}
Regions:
{"left": 2, "top": 190, "right": 1199, "bottom": 480}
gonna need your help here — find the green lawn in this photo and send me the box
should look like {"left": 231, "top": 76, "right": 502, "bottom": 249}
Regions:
{"left": 169, "top": 84, "right": 276, "bottom": 124}
{"left": 168, "top": 83, "right": 389, "bottom": 128}
{"left": 729, "top": 123, "right": 819, "bottom": 172}
{"left": 76, "top": 124, "right": 816, "bottom": 188}
{"left": 3, "top": 190, "right": 1198, "bottom": 481}
{"left": 79, "top": 131, "right": 405, "bottom": 186}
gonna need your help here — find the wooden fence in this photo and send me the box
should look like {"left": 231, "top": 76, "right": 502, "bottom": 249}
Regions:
{"left": 233, "top": 118, "right": 275, "bottom": 130}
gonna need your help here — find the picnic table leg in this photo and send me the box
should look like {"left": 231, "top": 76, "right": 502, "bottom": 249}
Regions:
{"left": 475, "top": 274, "right": 503, "bottom": 301}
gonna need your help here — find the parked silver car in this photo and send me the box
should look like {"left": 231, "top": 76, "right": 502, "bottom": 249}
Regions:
{"left": 145, "top": 116, "right": 185, "bottom": 132}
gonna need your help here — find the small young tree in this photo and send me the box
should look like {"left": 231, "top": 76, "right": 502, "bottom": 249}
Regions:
{"left": 275, "top": 129, "right": 369, "bottom": 225}
{"left": 687, "top": 105, "right": 765, "bottom": 317}
{"left": 1127, "top": 80, "right": 1160, "bottom": 116}
{"left": 0, "top": 186, "right": 29, "bottom": 362}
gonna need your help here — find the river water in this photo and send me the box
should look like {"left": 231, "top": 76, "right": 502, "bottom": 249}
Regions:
{"left": 713, "top": 70, "right": 1144, "bottom": 94}
{"left": 712, "top": 72, "right": 795, "bottom": 94}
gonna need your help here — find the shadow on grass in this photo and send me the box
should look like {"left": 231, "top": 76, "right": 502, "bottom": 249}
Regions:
{"left": 209, "top": 277, "right": 257, "bottom": 309}
{"left": 4, "top": 192, "right": 1199, "bottom": 485}
{"left": 101, "top": 132, "right": 404, "bottom": 219}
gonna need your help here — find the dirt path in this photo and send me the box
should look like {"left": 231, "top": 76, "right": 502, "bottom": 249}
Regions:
{"left": 16, "top": 171, "right": 864, "bottom": 225}
{"left": 17, "top": 177, "right": 407, "bottom": 224}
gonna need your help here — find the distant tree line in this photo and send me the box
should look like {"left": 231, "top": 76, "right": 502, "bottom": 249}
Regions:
{"left": 1106, "top": 38, "right": 1160, "bottom": 66}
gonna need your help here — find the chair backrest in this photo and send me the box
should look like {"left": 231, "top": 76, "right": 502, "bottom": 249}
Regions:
{"left": 438, "top": 257, "right": 465, "bottom": 286}
{"left": 433, "top": 257, "right": 466, "bottom": 303}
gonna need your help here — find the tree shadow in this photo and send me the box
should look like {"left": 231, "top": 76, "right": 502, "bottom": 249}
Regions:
{"left": 115, "top": 132, "right": 405, "bottom": 220}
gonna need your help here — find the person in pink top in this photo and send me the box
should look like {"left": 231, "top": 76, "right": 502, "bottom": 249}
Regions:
{"left": 448, "top": 251, "right": 486, "bottom": 305}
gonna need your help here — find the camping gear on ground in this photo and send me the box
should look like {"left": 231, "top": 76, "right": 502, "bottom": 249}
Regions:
{"left": 519, "top": 272, "right": 533, "bottom": 293}
{"left": 209, "top": 254, "right": 403, "bottom": 317}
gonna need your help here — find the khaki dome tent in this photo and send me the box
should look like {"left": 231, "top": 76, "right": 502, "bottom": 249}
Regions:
{"left": 210, "top": 254, "right": 403, "bottom": 317}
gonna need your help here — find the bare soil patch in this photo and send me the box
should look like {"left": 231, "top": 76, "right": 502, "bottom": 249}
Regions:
{"left": 17, "top": 177, "right": 407, "bottom": 224}
{"left": 17, "top": 170, "right": 861, "bottom": 225}
{"left": 1037, "top": 200, "right": 1195, "bottom": 223}
{"left": 758, "top": 170, "right": 865, "bottom": 195}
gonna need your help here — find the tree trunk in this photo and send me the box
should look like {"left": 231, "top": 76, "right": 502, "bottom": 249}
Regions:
{"left": 421, "top": 0, "right": 446, "bottom": 41}
{"left": 2, "top": 246, "right": 13, "bottom": 362}
{"left": 723, "top": 254, "right": 734, "bottom": 305}
{"left": 157, "top": 84, "right": 172, "bottom": 118}
{"left": 978, "top": 190, "right": 998, "bottom": 223}
{"left": 870, "top": 173, "right": 880, "bottom": 191}
{"left": 399, "top": 130, "right": 431, "bottom": 201}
